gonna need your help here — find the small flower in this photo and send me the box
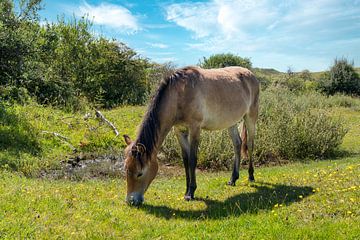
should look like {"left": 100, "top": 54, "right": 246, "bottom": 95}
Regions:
{"left": 299, "top": 195, "right": 303, "bottom": 199}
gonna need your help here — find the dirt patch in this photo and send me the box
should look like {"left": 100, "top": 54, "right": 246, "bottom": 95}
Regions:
{"left": 38, "top": 152, "right": 290, "bottom": 181}
{"left": 39, "top": 153, "right": 185, "bottom": 180}
{"left": 39, "top": 153, "right": 125, "bottom": 180}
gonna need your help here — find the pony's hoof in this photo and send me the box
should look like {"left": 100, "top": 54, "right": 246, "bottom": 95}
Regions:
{"left": 184, "top": 195, "right": 194, "bottom": 201}
{"left": 248, "top": 177, "right": 255, "bottom": 182}
{"left": 227, "top": 181, "right": 236, "bottom": 186}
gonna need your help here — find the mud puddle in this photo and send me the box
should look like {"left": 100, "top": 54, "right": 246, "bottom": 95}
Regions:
{"left": 39, "top": 153, "right": 125, "bottom": 180}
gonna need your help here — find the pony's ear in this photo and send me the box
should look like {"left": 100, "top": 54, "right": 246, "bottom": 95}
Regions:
{"left": 123, "top": 135, "right": 132, "bottom": 145}
{"left": 136, "top": 143, "right": 146, "bottom": 155}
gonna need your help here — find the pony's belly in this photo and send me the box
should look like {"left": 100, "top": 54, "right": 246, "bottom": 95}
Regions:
{"left": 200, "top": 114, "right": 242, "bottom": 130}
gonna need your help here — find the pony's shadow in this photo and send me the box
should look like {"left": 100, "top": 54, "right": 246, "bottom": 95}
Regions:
{"left": 141, "top": 182, "right": 314, "bottom": 220}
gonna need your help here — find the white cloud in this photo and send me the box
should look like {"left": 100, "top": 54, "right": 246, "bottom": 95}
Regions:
{"left": 166, "top": 2, "right": 218, "bottom": 38}
{"left": 151, "top": 57, "right": 178, "bottom": 63}
{"left": 146, "top": 42, "right": 169, "bottom": 49}
{"left": 78, "top": 2, "right": 140, "bottom": 32}
{"left": 165, "top": 0, "right": 276, "bottom": 39}
{"left": 165, "top": 0, "right": 360, "bottom": 70}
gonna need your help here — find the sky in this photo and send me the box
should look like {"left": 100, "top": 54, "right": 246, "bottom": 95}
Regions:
{"left": 38, "top": 0, "right": 360, "bottom": 72}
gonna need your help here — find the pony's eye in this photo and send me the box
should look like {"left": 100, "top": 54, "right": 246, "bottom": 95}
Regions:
{"left": 137, "top": 173, "right": 143, "bottom": 178}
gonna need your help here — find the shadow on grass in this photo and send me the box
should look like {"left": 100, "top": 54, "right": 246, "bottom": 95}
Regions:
{"left": 141, "top": 182, "right": 314, "bottom": 220}
{"left": 0, "top": 105, "right": 40, "bottom": 155}
{"left": 0, "top": 104, "right": 41, "bottom": 170}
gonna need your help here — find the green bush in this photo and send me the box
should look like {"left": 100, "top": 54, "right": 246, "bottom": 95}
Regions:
{"left": 1, "top": 0, "right": 152, "bottom": 110}
{"left": 318, "top": 58, "right": 360, "bottom": 96}
{"left": 161, "top": 88, "right": 347, "bottom": 169}
{"left": 255, "top": 89, "right": 347, "bottom": 161}
{"left": 199, "top": 53, "right": 252, "bottom": 69}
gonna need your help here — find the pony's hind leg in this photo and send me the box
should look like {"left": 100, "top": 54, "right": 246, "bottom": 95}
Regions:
{"left": 244, "top": 113, "right": 257, "bottom": 182}
{"left": 175, "top": 127, "right": 190, "bottom": 198}
{"left": 227, "top": 125, "right": 242, "bottom": 186}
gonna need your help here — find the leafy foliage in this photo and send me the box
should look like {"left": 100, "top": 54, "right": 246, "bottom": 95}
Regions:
{"left": 318, "top": 58, "right": 360, "bottom": 96}
{"left": 0, "top": 0, "right": 41, "bottom": 85}
{"left": 1, "top": 0, "right": 152, "bottom": 110}
{"left": 199, "top": 53, "right": 252, "bottom": 69}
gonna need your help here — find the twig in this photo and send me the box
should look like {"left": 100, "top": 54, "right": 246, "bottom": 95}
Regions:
{"left": 41, "top": 131, "right": 69, "bottom": 140}
{"left": 41, "top": 131, "right": 77, "bottom": 152}
{"left": 95, "top": 110, "right": 119, "bottom": 137}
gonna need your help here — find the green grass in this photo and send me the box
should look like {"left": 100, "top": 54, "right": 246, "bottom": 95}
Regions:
{"left": 1, "top": 104, "right": 360, "bottom": 239}
{"left": 0, "top": 103, "right": 144, "bottom": 175}
{"left": 332, "top": 107, "right": 360, "bottom": 153}
{"left": 0, "top": 157, "right": 359, "bottom": 239}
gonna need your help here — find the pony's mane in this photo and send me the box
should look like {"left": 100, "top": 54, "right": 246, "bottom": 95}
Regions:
{"left": 136, "top": 66, "right": 199, "bottom": 155}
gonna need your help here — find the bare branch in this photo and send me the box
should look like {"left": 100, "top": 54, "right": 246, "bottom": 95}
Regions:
{"left": 95, "top": 110, "right": 119, "bottom": 137}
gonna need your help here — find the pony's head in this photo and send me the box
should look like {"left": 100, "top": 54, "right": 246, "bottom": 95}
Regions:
{"left": 123, "top": 135, "right": 158, "bottom": 206}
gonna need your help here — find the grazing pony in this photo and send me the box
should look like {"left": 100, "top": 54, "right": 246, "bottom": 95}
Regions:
{"left": 123, "top": 66, "right": 259, "bottom": 205}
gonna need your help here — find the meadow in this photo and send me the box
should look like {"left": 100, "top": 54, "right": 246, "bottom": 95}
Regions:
{"left": 1, "top": 2, "right": 360, "bottom": 238}
{"left": 0, "top": 104, "right": 359, "bottom": 239}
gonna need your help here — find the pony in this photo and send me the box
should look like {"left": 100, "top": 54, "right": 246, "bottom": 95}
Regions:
{"left": 123, "top": 66, "right": 259, "bottom": 205}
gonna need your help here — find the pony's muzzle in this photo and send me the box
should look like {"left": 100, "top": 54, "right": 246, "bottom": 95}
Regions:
{"left": 126, "top": 192, "right": 144, "bottom": 206}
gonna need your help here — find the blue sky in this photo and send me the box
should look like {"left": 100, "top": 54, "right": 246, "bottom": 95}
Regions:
{"left": 39, "top": 0, "right": 360, "bottom": 71}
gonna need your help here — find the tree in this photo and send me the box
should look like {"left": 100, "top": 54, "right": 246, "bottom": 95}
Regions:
{"left": 1, "top": 0, "right": 151, "bottom": 109}
{"left": 199, "top": 53, "right": 252, "bottom": 69}
{"left": 0, "top": 0, "right": 42, "bottom": 86}
{"left": 318, "top": 58, "right": 360, "bottom": 95}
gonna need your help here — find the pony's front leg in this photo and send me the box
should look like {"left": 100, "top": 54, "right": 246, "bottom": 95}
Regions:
{"left": 175, "top": 128, "right": 190, "bottom": 198}
{"left": 185, "top": 127, "right": 200, "bottom": 201}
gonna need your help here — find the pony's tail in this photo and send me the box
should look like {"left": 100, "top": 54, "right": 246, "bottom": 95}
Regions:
{"left": 241, "top": 122, "right": 248, "bottom": 160}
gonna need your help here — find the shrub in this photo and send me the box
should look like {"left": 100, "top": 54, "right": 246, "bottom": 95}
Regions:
{"left": 160, "top": 88, "right": 347, "bottom": 169}
{"left": 199, "top": 53, "right": 252, "bottom": 69}
{"left": 255, "top": 89, "right": 347, "bottom": 161}
{"left": 318, "top": 58, "right": 360, "bottom": 95}
{"left": 1, "top": 1, "right": 151, "bottom": 110}
{"left": 147, "top": 62, "right": 176, "bottom": 95}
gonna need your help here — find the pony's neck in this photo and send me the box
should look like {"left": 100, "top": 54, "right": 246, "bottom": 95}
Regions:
{"left": 135, "top": 85, "right": 176, "bottom": 159}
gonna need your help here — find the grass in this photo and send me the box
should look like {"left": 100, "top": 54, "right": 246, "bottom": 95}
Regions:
{"left": 0, "top": 157, "right": 359, "bottom": 239}
{"left": 0, "top": 104, "right": 360, "bottom": 239}
{"left": 0, "top": 103, "right": 144, "bottom": 175}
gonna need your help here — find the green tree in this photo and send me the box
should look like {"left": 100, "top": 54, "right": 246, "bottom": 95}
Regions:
{"left": 199, "top": 53, "right": 252, "bottom": 69}
{"left": 1, "top": 1, "right": 151, "bottom": 110}
{"left": 0, "top": 0, "right": 42, "bottom": 102}
{"left": 318, "top": 58, "right": 360, "bottom": 95}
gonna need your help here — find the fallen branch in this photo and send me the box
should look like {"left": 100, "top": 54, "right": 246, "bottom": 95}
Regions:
{"left": 95, "top": 110, "right": 119, "bottom": 137}
{"left": 41, "top": 131, "right": 77, "bottom": 152}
